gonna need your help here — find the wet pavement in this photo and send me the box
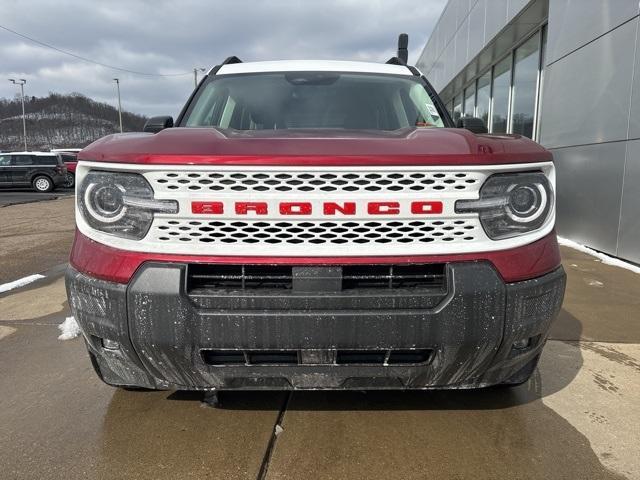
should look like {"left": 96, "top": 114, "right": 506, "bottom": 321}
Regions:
{"left": 0, "top": 188, "right": 73, "bottom": 207}
{"left": 0, "top": 196, "right": 75, "bottom": 283}
{"left": 1, "top": 198, "right": 639, "bottom": 479}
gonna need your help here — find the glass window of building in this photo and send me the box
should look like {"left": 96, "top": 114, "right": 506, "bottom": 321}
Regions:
{"left": 511, "top": 33, "right": 540, "bottom": 138}
{"left": 453, "top": 96, "right": 462, "bottom": 124}
{"left": 463, "top": 84, "right": 475, "bottom": 117}
{"left": 491, "top": 57, "right": 511, "bottom": 133}
{"left": 475, "top": 71, "right": 491, "bottom": 128}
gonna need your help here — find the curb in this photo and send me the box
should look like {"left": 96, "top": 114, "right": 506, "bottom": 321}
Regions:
{"left": 0, "top": 192, "right": 73, "bottom": 208}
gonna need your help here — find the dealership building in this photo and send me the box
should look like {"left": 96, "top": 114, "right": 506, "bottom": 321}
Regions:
{"left": 417, "top": 0, "right": 640, "bottom": 264}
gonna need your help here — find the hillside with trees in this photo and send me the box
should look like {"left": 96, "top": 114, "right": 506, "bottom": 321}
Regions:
{"left": 0, "top": 93, "right": 146, "bottom": 151}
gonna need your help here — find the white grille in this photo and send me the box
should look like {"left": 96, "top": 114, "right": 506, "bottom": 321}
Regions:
{"left": 150, "top": 219, "right": 479, "bottom": 245}
{"left": 147, "top": 170, "right": 483, "bottom": 194}
{"left": 75, "top": 161, "right": 557, "bottom": 257}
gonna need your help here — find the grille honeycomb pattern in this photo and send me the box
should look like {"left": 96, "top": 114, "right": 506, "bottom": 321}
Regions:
{"left": 151, "top": 219, "right": 478, "bottom": 245}
{"left": 147, "top": 170, "right": 483, "bottom": 193}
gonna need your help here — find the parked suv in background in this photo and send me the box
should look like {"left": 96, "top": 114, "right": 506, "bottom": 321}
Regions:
{"left": 0, "top": 152, "right": 66, "bottom": 192}
{"left": 67, "top": 51, "right": 566, "bottom": 400}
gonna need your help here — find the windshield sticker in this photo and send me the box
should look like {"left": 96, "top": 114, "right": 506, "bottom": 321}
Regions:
{"left": 426, "top": 104, "right": 440, "bottom": 117}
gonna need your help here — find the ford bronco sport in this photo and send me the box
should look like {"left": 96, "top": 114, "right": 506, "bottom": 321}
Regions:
{"left": 66, "top": 49, "right": 566, "bottom": 397}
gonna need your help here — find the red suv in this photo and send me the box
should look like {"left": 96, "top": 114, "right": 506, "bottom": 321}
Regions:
{"left": 66, "top": 55, "right": 565, "bottom": 398}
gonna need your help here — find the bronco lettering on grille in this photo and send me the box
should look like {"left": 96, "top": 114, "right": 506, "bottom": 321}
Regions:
{"left": 191, "top": 201, "right": 443, "bottom": 216}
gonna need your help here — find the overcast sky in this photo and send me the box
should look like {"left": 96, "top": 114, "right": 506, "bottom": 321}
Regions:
{"left": 0, "top": 0, "right": 446, "bottom": 117}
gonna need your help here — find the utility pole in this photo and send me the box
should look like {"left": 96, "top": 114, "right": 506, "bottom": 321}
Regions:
{"left": 113, "top": 78, "right": 123, "bottom": 133}
{"left": 193, "top": 67, "right": 205, "bottom": 88}
{"left": 8, "top": 78, "right": 27, "bottom": 151}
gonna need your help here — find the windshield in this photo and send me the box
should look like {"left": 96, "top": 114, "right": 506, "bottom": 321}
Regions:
{"left": 182, "top": 72, "right": 445, "bottom": 130}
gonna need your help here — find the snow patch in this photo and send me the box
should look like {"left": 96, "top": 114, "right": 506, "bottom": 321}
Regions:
{"left": 0, "top": 274, "right": 45, "bottom": 294}
{"left": 58, "top": 316, "right": 81, "bottom": 340}
{"left": 588, "top": 280, "right": 604, "bottom": 287}
{"left": 274, "top": 424, "right": 284, "bottom": 436}
{"left": 558, "top": 237, "right": 640, "bottom": 275}
{"left": 0, "top": 326, "right": 17, "bottom": 341}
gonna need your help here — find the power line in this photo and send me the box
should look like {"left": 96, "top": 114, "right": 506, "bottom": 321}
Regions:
{"left": 0, "top": 23, "right": 193, "bottom": 77}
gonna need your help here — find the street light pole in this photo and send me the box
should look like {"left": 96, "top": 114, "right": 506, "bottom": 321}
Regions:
{"left": 193, "top": 67, "right": 205, "bottom": 88}
{"left": 113, "top": 78, "right": 123, "bottom": 133}
{"left": 9, "top": 78, "right": 27, "bottom": 151}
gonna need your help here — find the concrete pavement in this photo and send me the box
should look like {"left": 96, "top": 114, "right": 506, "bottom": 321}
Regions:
{"left": 0, "top": 320, "right": 285, "bottom": 480}
{"left": 1, "top": 197, "right": 639, "bottom": 479}
{"left": 0, "top": 196, "right": 75, "bottom": 283}
{"left": 0, "top": 189, "right": 73, "bottom": 207}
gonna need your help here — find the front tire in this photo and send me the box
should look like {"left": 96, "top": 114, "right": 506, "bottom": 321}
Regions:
{"left": 63, "top": 172, "right": 75, "bottom": 188}
{"left": 32, "top": 175, "right": 54, "bottom": 193}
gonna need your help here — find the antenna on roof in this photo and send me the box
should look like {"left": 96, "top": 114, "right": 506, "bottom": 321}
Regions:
{"left": 397, "top": 33, "right": 408, "bottom": 64}
{"left": 385, "top": 33, "right": 409, "bottom": 65}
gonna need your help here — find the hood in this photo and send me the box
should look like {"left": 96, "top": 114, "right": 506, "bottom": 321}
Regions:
{"left": 78, "top": 127, "right": 552, "bottom": 166}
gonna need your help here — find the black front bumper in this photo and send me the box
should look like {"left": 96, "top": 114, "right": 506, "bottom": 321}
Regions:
{"left": 66, "top": 261, "right": 565, "bottom": 390}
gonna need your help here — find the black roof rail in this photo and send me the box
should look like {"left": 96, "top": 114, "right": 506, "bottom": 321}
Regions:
{"left": 407, "top": 65, "right": 421, "bottom": 76}
{"left": 384, "top": 56, "right": 421, "bottom": 76}
{"left": 175, "top": 56, "right": 242, "bottom": 125}
{"left": 385, "top": 56, "right": 405, "bottom": 65}
{"left": 208, "top": 56, "right": 243, "bottom": 76}
{"left": 221, "top": 56, "right": 243, "bottom": 65}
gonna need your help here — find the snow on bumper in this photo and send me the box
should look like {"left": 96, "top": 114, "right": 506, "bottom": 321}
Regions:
{"left": 65, "top": 262, "right": 566, "bottom": 390}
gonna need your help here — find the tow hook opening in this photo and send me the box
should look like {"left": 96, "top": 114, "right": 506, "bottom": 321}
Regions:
{"left": 90, "top": 335, "right": 121, "bottom": 351}
{"left": 102, "top": 338, "right": 120, "bottom": 350}
{"left": 511, "top": 334, "right": 541, "bottom": 352}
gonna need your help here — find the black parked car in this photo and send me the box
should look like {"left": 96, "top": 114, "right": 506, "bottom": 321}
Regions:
{"left": 0, "top": 152, "right": 67, "bottom": 192}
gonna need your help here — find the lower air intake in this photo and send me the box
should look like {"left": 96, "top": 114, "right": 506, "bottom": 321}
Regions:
{"left": 201, "top": 349, "right": 433, "bottom": 366}
{"left": 188, "top": 264, "right": 293, "bottom": 290}
{"left": 186, "top": 264, "right": 446, "bottom": 292}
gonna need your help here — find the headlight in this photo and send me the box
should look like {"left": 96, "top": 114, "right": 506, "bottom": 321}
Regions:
{"left": 79, "top": 171, "right": 178, "bottom": 240}
{"left": 455, "top": 172, "right": 553, "bottom": 240}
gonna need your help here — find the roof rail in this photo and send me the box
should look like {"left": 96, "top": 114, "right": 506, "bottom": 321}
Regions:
{"left": 208, "top": 56, "right": 243, "bottom": 76}
{"left": 385, "top": 56, "right": 405, "bottom": 65}
{"left": 221, "top": 56, "right": 243, "bottom": 65}
{"left": 385, "top": 57, "right": 420, "bottom": 77}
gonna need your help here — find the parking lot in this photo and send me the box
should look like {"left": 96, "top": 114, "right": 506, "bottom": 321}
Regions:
{"left": 0, "top": 188, "right": 73, "bottom": 208}
{"left": 1, "top": 195, "right": 639, "bottom": 480}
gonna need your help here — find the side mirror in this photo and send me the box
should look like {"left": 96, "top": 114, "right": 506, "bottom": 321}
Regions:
{"left": 456, "top": 116, "right": 488, "bottom": 134}
{"left": 143, "top": 115, "right": 174, "bottom": 134}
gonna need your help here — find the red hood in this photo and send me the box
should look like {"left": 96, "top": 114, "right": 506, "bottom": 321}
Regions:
{"left": 78, "top": 127, "right": 551, "bottom": 166}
